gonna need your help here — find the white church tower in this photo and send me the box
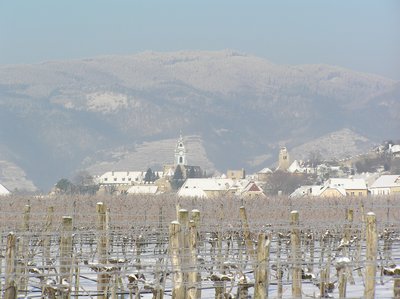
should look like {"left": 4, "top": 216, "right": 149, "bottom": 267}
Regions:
{"left": 174, "top": 134, "right": 187, "bottom": 166}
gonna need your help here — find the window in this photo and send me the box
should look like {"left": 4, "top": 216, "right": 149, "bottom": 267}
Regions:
{"left": 104, "top": 178, "right": 108, "bottom": 181}
{"left": 128, "top": 178, "right": 131, "bottom": 181}
{"left": 114, "top": 178, "right": 117, "bottom": 182}
{"left": 122, "top": 178, "right": 125, "bottom": 181}
{"left": 351, "top": 192, "right": 355, "bottom": 196}
{"left": 179, "top": 157, "right": 183, "bottom": 163}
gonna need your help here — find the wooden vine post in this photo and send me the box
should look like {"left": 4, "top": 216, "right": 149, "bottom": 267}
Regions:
{"left": 43, "top": 206, "right": 54, "bottom": 267}
{"left": 178, "top": 208, "right": 189, "bottom": 295}
{"left": 319, "top": 269, "right": 326, "bottom": 298}
{"left": 191, "top": 209, "right": 201, "bottom": 299}
{"left": 5, "top": 233, "right": 17, "bottom": 299}
{"left": 0, "top": 232, "right": 2, "bottom": 297}
{"left": 364, "top": 212, "right": 377, "bottom": 299}
{"left": 60, "top": 216, "right": 73, "bottom": 299}
{"left": 97, "top": 202, "right": 108, "bottom": 299}
{"left": 343, "top": 208, "right": 353, "bottom": 264}
{"left": 290, "top": 211, "right": 302, "bottom": 299}
{"left": 394, "top": 277, "right": 400, "bottom": 299}
{"left": 169, "top": 221, "right": 185, "bottom": 299}
{"left": 356, "top": 203, "right": 366, "bottom": 277}
{"left": 344, "top": 209, "right": 353, "bottom": 247}
{"left": 308, "top": 232, "right": 315, "bottom": 273}
{"left": 338, "top": 264, "right": 347, "bottom": 298}
{"left": 239, "top": 206, "right": 256, "bottom": 270}
{"left": 187, "top": 220, "right": 198, "bottom": 299}
{"left": 254, "top": 233, "right": 270, "bottom": 299}
{"left": 153, "top": 204, "right": 165, "bottom": 299}
{"left": 191, "top": 209, "right": 201, "bottom": 230}
{"left": 18, "top": 205, "right": 30, "bottom": 295}
{"left": 276, "top": 233, "right": 283, "bottom": 299}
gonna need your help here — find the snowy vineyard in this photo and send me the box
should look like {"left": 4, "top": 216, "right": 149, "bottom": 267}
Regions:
{"left": 0, "top": 195, "right": 400, "bottom": 298}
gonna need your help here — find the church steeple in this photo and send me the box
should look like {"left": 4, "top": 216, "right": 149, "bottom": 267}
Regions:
{"left": 278, "top": 147, "right": 290, "bottom": 171}
{"left": 174, "top": 134, "right": 187, "bottom": 166}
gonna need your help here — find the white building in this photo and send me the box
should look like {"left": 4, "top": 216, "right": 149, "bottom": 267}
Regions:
{"left": 178, "top": 178, "right": 265, "bottom": 198}
{"left": 127, "top": 185, "right": 159, "bottom": 195}
{"left": 289, "top": 178, "right": 367, "bottom": 198}
{"left": 97, "top": 171, "right": 145, "bottom": 186}
{"left": 326, "top": 178, "right": 367, "bottom": 190}
{"left": 369, "top": 175, "right": 400, "bottom": 196}
{"left": 389, "top": 144, "right": 400, "bottom": 158}
{"left": 178, "top": 178, "right": 235, "bottom": 198}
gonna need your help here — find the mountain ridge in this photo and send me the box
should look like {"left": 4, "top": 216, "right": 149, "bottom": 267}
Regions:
{"left": 0, "top": 50, "right": 398, "bottom": 190}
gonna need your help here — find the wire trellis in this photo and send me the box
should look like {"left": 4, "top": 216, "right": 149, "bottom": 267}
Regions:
{"left": 0, "top": 194, "right": 399, "bottom": 298}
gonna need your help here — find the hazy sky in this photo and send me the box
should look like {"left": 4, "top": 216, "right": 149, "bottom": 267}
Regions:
{"left": 1, "top": 1, "right": 399, "bottom": 79}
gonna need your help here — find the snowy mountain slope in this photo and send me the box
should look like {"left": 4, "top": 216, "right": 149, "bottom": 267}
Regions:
{"left": 0, "top": 50, "right": 398, "bottom": 190}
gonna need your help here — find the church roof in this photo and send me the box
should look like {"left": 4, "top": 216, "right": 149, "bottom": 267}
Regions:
{"left": 258, "top": 167, "right": 273, "bottom": 174}
{"left": 0, "top": 183, "right": 10, "bottom": 196}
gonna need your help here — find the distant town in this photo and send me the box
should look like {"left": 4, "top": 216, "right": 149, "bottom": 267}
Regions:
{"left": 3, "top": 134, "right": 397, "bottom": 199}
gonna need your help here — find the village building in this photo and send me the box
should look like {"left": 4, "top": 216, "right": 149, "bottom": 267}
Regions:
{"left": 369, "top": 175, "right": 400, "bottom": 196}
{"left": 236, "top": 180, "right": 266, "bottom": 198}
{"left": 177, "top": 177, "right": 265, "bottom": 198}
{"left": 289, "top": 185, "right": 326, "bottom": 198}
{"left": 287, "top": 160, "right": 318, "bottom": 175}
{"left": 287, "top": 160, "right": 305, "bottom": 174}
{"left": 177, "top": 178, "right": 234, "bottom": 198}
{"left": 389, "top": 144, "right": 400, "bottom": 158}
{"left": 257, "top": 167, "right": 273, "bottom": 181}
{"left": 127, "top": 185, "right": 160, "bottom": 195}
{"left": 290, "top": 177, "right": 367, "bottom": 198}
{"left": 97, "top": 171, "right": 146, "bottom": 186}
{"left": 325, "top": 178, "right": 368, "bottom": 197}
{"left": 95, "top": 134, "right": 203, "bottom": 195}
{"left": 226, "top": 169, "right": 245, "bottom": 180}
{"left": 290, "top": 184, "right": 347, "bottom": 198}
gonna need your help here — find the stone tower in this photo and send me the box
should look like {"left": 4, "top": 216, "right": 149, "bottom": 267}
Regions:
{"left": 278, "top": 147, "right": 290, "bottom": 171}
{"left": 174, "top": 134, "right": 187, "bottom": 166}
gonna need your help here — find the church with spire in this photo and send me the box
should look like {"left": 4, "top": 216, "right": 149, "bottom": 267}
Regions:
{"left": 162, "top": 134, "right": 203, "bottom": 188}
{"left": 174, "top": 134, "right": 187, "bottom": 167}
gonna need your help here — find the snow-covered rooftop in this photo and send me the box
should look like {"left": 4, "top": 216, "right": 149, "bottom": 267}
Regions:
{"left": 370, "top": 175, "right": 400, "bottom": 189}
{"left": 127, "top": 185, "right": 159, "bottom": 195}
{"left": 258, "top": 167, "right": 273, "bottom": 174}
{"left": 326, "top": 178, "right": 367, "bottom": 190}
{"left": 0, "top": 183, "right": 10, "bottom": 196}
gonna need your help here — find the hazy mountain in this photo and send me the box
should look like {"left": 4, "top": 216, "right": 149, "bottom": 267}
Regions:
{"left": 0, "top": 50, "right": 398, "bottom": 191}
{"left": 290, "top": 128, "right": 374, "bottom": 162}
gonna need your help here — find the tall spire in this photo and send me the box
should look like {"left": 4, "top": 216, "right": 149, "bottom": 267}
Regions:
{"left": 174, "top": 133, "right": 187, "bottom": 166}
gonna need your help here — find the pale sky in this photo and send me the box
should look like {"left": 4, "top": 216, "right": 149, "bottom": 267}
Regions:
{"left": 1, "top": 1, "right": 399, "bottom": 79}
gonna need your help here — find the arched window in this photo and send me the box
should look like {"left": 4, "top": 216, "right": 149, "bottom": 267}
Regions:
{"left": 179, "top": 157, "right": 183, "bottom": 164}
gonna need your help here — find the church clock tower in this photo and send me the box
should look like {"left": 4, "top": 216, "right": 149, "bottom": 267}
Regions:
{"left": 174, "top": 134, "right": 187, "bottom": 166}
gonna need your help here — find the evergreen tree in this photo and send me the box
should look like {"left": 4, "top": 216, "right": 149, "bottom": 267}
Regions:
{"left": 145, "top": 168, "right": 153, "bottom": 183}
{"left": 55, "top": 178, "right": 75, "bottom": 194}
{"left": 172, "top": 165, "right": 185, "bottom": 189}
{"left": 173, "top": 165, "right": 183, "bottom": 180}
{"left": 188, "top": 167, "right": 196, "bottom": 178}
